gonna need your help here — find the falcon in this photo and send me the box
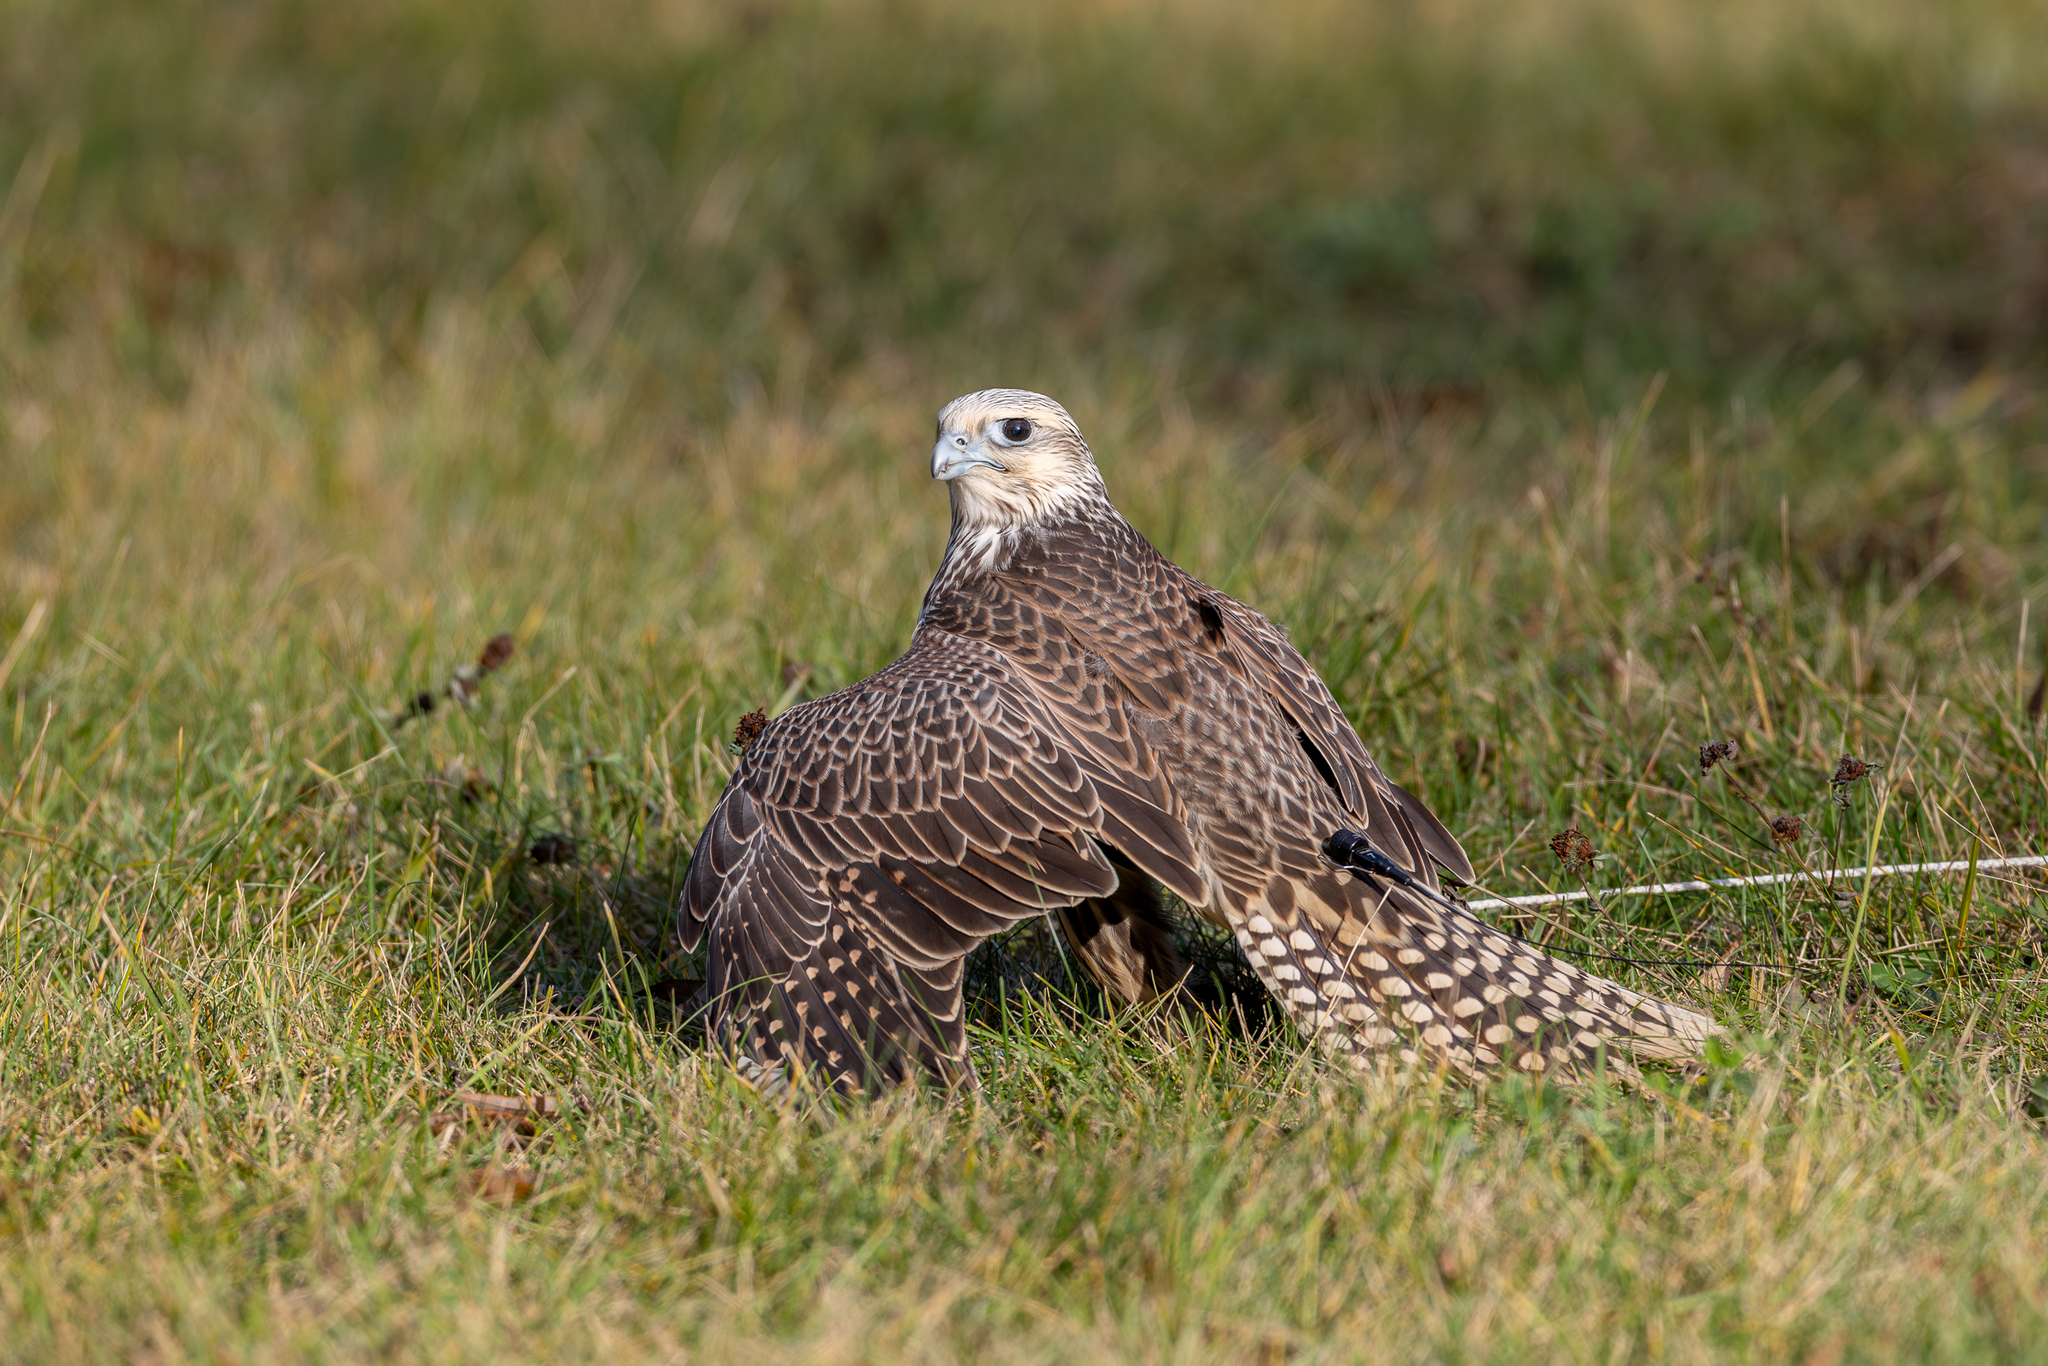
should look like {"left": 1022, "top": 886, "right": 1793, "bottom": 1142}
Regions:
{"left": 680, "top": 389, "right": 1714, "bottom": 1092}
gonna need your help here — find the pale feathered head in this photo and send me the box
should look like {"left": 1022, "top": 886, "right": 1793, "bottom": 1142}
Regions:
{"left": 931, "top": 389, "right": 1108, "bottom": 529}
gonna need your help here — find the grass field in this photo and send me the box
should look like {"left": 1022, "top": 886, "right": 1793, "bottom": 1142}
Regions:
{"left": 5, "top": 0, "right": 2048, "bottom": 1359}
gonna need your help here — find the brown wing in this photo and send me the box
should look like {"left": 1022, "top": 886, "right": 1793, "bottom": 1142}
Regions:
{"left": 680, "top": 630, "right": 1199, "bottom": 1092}
{"left": 951, "top": 517, "right": 1711, "bottom": 1079}
{"left": 942, "top": 521, "right": 1471, "bottom": 893}
{"left": 1173, "top": 590, "right": 1712, "bottom": 1077}
{"left": 1194, "top": 588, "right": 1475, "bottom": 886}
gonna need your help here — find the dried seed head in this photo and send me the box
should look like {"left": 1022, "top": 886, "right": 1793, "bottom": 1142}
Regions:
{"left": 1830, "top": 754, "right": 1881, "bottom": 806}
{"left": 479, "top": 633, "right": 516, "bottom": 673}
{"left": 1699, "top": 740, "right": 1739, "bottom": 775}
{"left": 732, "top": 708, "right": 769, "bottom": 752}
{"left": 1550, "top": 826, "right": 1596, "bottom": 876}
{"left": 1770, "top": 813, "right": 1804, "bottom": 847}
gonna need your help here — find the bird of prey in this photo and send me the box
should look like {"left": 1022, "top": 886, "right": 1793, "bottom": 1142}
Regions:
{"left": 680, "top": 389, "right": 1714, "bottom": 1093}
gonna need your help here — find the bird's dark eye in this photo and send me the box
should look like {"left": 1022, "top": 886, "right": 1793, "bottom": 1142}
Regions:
{"left": 1000, "top": 418, "right": 1033, "bottom": 443}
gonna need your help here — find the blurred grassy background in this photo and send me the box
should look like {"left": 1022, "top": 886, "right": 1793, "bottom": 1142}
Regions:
{"left": 8, "top": 0, "right": 2048, "bottom": 401}
{"left": 6, "top": 0, "right": 2048, "bottom": 1360}
{"left": 4, "top": 0, "right": 2047, "bottom": 634}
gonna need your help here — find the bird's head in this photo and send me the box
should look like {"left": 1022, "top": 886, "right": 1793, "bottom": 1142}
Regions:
{"left": 932, "top": 389, "right": 1107, "bottom": 530}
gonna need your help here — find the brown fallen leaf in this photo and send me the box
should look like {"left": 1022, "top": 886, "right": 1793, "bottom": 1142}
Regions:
{"left": 1693, "top": 939, "right": 1741, "bottom": 994}
{"left": 466, "top": 1163, "right": 537, "bottom": 1204}
{"left": 478, "top": 632, "right": 516, "bottom": 673}
{"left": 428, "top": 1091, "right": 578, "bottom": 1142}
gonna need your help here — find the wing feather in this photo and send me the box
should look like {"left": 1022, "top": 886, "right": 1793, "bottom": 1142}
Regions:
{"left": 1380, "top": 776, "right": 1476, "bottom": 884}
{"left": 1191, "top": 588, "right": 1479, "bottom": 888}
{"left": 682, "top": 630, "right": 1161, "bottom": 1093}
{"left": 1195, "top": 593, "right": 1369, "bottom": 812}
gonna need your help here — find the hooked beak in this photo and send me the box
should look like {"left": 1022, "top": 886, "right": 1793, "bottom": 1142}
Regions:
{"left": 932, "top": 432, "right": 1007, "bottom": 481}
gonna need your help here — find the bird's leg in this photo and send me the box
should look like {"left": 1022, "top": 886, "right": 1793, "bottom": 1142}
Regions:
{"left": 1053, "top": 853, "right": 1188, "bottom": 1007}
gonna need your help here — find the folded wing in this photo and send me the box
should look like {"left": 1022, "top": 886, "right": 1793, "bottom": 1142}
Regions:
{"left": 1197, "top": 587, "right": 1475, "bottom": 887}
{"left": 680, "top": 630, "right": 1200, "bottom": 1092}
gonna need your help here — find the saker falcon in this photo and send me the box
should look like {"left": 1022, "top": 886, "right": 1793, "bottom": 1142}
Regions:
{"left": 680, "top": 389, "right": 1715, "bottom": 1092}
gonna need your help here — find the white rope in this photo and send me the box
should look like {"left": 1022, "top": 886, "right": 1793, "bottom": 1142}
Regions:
{"left": 1460, "top": 854, "right": 2048, "bottom": 911}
